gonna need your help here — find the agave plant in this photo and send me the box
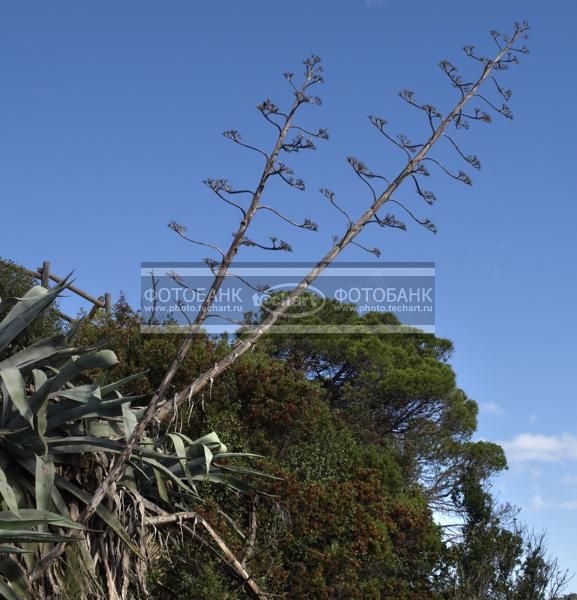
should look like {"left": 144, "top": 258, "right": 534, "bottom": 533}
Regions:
{"left": 0, "top": 280, "right": 267, "bottom": 599}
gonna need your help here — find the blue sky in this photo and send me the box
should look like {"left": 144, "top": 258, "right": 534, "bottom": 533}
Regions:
{"left": 2, "top": 0, "right": 577, "bottom": 585}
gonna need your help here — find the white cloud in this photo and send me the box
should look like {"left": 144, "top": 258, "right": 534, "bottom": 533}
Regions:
{"left": 530, "top": 492, "right": 549, "bottom": 511}
{"left": 528, "top": 414, "right": 537, "bottom": 424}
{"left": 479, "top": 401, "right": 507, "bottom": 417}
{"left": 502, "top": 432, "right": 577, "bottom": 464}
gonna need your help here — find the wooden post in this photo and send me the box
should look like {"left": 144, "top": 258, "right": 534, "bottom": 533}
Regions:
{"left": 104, "top": 292, "right": 112, "bottom": 315}
{"left": 40, "top": 261, "right": 51, "bottom": 288}
{"left": 87, "top": 298, "right": 102, "bottom": 320}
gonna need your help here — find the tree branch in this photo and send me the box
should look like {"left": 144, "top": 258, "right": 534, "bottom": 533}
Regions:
{"left": 29, "top": 23, "right": 528, "bottom": 580}
{"left": 29, "top": 55, "right": 323, "bottom": 582}
{"left": 144, "top": 511, "right": 267, "bottom": 599}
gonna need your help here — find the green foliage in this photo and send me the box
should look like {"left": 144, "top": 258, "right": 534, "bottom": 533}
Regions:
{"left": 0, "top": 284, "right": 265, "bottom": 598}
{"left": 74, "top": 299, "right": 450, "bottom": 597}
{"left": 66, "top": 294, "right": 567, "bottom": 599}
{"left": 148, "top": 540, "right": 242, "bottom": 600}
{"left": 447, "top": 464, "right": 568, "bottom": 599}
{"left": 0, "top": 259, "right": 62, "bottom": 355}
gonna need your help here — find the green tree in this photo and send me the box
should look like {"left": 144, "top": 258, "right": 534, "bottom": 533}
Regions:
{"left": 256, "top": 296, "right": 505, "bottom": 515}
{"left": 72, "top": 295, "right": 568, "bottom": 599}
{"left": 448, "top": 461, "right": 569, "bottom": 599}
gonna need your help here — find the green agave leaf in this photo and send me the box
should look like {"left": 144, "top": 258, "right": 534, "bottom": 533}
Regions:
{"left": 211, "top": 452, "right": 263, "bottom": 459}
{"left": 0, "top": 334, "right": 72, "bottom": 372}
{"left": 167, "top": 434, "right": 189, "bottom": 468}
{"left": 20, "top": 377, "right": 53, "bottom": 426}
{"left": 152, "top": 467, "right": 169, "bottom": 503}
{"left": 54, "top": 477, "right": 143, "bottom": 558}
{"left": 35, "top": 455, "right": 54, "bottom": 515}
{"left": 45, "top": 481, "right": 71, "bottom": 519}
{"left": 100, "top": 372, "right": 147, "bottom": 398}
{"left": 0, "top": 531, "right": 81, "bottom": 543}
{"left": 48, "top": 350, "right": 118, "bottom": 391}
{"left": 86, "top": 421, "right": 125, "bottom": 439}
{"left": 44, "top": 396, "right": 135, "bottom": 432}
{"left": 166, "top": 434, "right": 198, "bottom": 495}
{"left": 202, "top": 445, "right": 214, "bottom": 475}
{"left": 34, "top": 374, "right": 49, "bottom": 455}
{"left": 140, "top": 456, "right": 197, "bottom": 497}
{"left": 0, "top": 279, "right": 71, "bottom": 354}
{"left": 213, "top": 463, "right": 281, "bottom": 480}
{"left": 196, "top": 431, "right": 226, "bottom": 448}
{"left": 0, "top": 431, "right": 25, "bottom": 440}
{"left": 0, "top": 297, "right": 18, "bottom": 314}
{"left": 5, "top": 369, "right": 52, "bottom": 430}
{"left": 121, "top": 403, "right": 137, "bottom": 441}
{"left": 0, "top": 547, "right": 30, "bottom": 555}
{"left": 45, "top": 437, "right": 123, "bottom": 456}
{"left": 0, "top": 578, "right": 23, "bottom": 600}
{"left": 31, "top": 370, "right": 47, "bottom": 391}
{"left": 218, "top": 509, "right": 247, "bottom": 541}
{"left": 0, "top": 556, "right": 28, "bottom": 598}
{"left": 45, "top": 436, "right": 180, "bottom": 463}
{"left": 0, "top": 369, "right": 32, "bottom": 427}
{"left": 185, "top": 432, "right": 227, "bottom": 457}
{"left": 0, "top": 509, "right": 85, "bottom": 530}
{"left": 49, "top": 383, "right": 101, "bottom": 403}
{"left": 0, "top": 468, "right": 19, "bottom": 516}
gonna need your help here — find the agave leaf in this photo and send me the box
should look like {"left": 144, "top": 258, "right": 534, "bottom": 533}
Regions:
{"left": 152, "top": 467, "right": 169, "bottom": 503}
{"left": 140, "top": 456, "right": 197, "bottom": 497}
{"left": 185, "top": 432, "right": 227, "bottom": 458}
{"left": 86, "top": 421, "right": 125, "bottom": 439}
{"left": 45, "top": 437, "right": 178, "bottom": 463}
{"left": 0, "top": 531, "right": 82, "bottom": 543}
{"left": 50, "top": 384, "right": 101, "bottom": 403}
{"left": 63, "top": 316, "right": 85, "bottom": 342}
{"left": 100, "top": 372, "right": 147, "bottom": 398}
{"left": 202, "top": 445, "right": 214, "bottom": 475}
{"left": 54, "top": 477, "right": 143, "bottom": 558}
{"left": 45, "top": 481, "right": 71, "bottom": 519}
{"left": 166, "top": 434, "right": 198, "bottom": 495}
{"left": 43, "top": 396, "right": 134, "bottom": 432}
{"left": 0, "top": 556, "right": 28, "bottom": 598}
{"left": 21, "top": 379, "right": 53, "bottom": 426}
{"left": 5, "top": 372, "right": 53, "bottom": 431}
{"left": 0, "top": 467, "right": 19, "bottom": 516}
{"left": 0, "top": 368, "right": 32, "bottom": 427}
{"left": 0, "top": 430, "right": 25, "bottom": 440}
{"left": 0, "top": 297, "right": 18, "bottom": 314}
{"left": 0, "top": 578, "right": 22, "bottom": 600}
{"left": 0, "top": 547, "right": 30, "bottom": 555}
{"left": 0, "top": 509, "right": 85, "bottom": 530}
{"left": 0, "top": 282, "right": 270, "bottom": 591}
{"left": 0, "top": 279, "right": 70, "bottom": 354}
{"left": 35, "top": 455, "right": 54, "bottom": 515}
{"left": 167, "top": 434, "right": 188, "bottom": 469}
{"left": 31, "top": 370, "right": 47, "bottom": 392}
{"left": 0, "top": 334, "right": 75, "bottom": 372}
{"left": 45, "top": 437, "right": 124, "bottom": 456}
{"left": 213, "top": 463, "right": 281, "bottom": 480}
{"left": 48, "top": 350, "right": 118, "bottom": 391}
{"left": 218, "top": 509, "right": 247, "bottom": 541}
{"left": 121, "top": 403, "right": 137, "bottom": 441}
